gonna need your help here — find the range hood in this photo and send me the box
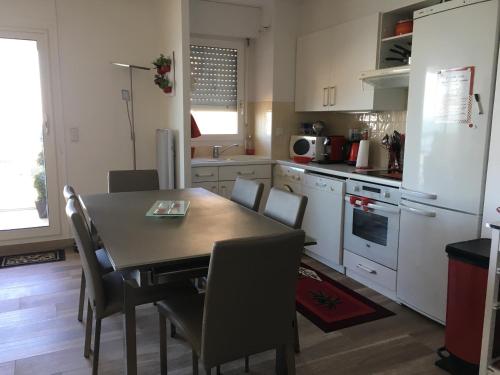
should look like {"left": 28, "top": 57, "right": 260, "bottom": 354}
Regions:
{"left": 359, "top": 66, "right": 411, "bottom": 89}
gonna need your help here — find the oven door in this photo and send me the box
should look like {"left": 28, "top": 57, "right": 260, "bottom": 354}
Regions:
{"left": 343, "top": 196, "right": 400, "bottom": 270}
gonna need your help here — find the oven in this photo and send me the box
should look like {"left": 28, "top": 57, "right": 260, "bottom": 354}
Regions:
{"left": 343, "top": 179, "right": 401, "bottom": 270}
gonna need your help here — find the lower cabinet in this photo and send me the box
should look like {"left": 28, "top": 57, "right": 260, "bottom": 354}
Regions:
{"left": 192, "top": 164, "right": 272, "bottom": 211}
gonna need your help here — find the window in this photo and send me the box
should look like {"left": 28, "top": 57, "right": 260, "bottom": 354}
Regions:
{"left": 190, "top": 38, "right": 244, "bottom": 143}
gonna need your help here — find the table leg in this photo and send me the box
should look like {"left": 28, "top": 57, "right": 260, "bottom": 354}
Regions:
{"left": 123, "top": 284, "right": 137, "bottom": 375}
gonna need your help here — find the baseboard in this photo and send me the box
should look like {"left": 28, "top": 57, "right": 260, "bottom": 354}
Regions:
{"left": 0, "top": 238, "right": 74, "bottom": 256}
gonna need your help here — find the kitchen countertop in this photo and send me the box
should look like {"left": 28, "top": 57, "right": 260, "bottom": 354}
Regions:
{"left": 277, "top": 160, "right": 402, "bottom": 188}
{"left": 191, "top": 156, "right": 274, "bottom": 167}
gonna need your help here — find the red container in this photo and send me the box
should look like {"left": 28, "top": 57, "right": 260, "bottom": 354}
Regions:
{"left": 395, "top": 19, "right": 413, "bottom": 35}
{"left": 293, "top": 156, "right": 313, "bottom": 164}
{"left": 436, "top": 239, "right": 500, "bottom": 372}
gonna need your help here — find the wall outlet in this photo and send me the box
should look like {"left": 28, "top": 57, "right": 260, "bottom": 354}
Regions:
{"left": 69, "top": 127, "right": 79, "bottom": 142}
{"left": 121, "top": 89, "right": 130, "bottom": 101}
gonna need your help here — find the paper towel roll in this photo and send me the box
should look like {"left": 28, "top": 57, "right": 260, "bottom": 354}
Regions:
{"left": 356, "top": 140, "right": 370, "bottom": 169}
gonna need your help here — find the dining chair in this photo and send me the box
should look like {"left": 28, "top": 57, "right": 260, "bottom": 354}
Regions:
{"left": 63, "top": 185, "right": 113, "bottom": 323}
{"left": 264, "top": 187, "right": 308, "bottom": 229}
{"left": 107, "top": 169, "right": 159, "bottom": 193}
{"left": 66, "top": 199, "right": 198, "bottom": 375}
{"left": 157, "top": 230, "right": 305, "bottom": 375}
{"left": 263, "top": 187, "right": 308, "bottom": 356}
{"left": 230, "top": 177, "right": 264, "bottom": 212}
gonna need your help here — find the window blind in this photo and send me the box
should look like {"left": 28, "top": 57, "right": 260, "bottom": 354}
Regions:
{"left": 190, "top": 44, "right": 238, "bottom": 109}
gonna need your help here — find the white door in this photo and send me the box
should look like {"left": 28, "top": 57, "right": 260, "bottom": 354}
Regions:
{"left": 295, "top": 28, "right": 333, "bottom": 112}
{"left": 402, "top": 0, "right": 498, "bottom": 214}
{"left": 0, "top": 30, "right": 60, "bottom": 241}
{"left": 397, "top": 200, "right": 481, "bottom": 323}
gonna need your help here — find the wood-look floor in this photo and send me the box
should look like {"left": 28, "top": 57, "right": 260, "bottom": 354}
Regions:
{"left": 0, "top": 249, "right": 447, "bottom": 375}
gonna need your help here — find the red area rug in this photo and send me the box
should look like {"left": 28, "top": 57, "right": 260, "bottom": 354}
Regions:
{"left": 296, "top": 263, "right": 395, "bottom": 333}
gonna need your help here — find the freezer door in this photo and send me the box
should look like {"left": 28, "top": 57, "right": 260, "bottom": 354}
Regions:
{"left": 402, "top": 0, "right": 499, "bottom": 214}
{"left": 397, "top": 200, "right": 481, "bottom": 323}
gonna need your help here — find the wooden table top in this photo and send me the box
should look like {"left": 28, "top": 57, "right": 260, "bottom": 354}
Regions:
{"left": 81, "top": 188, "right": 314, "bottom": 271}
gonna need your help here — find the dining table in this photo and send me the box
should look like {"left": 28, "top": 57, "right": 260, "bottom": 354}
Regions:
{"left": 80, "top": 187, "right": 316, "bottom": 375}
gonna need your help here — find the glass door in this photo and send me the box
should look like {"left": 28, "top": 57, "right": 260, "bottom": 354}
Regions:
{"left": 0, "top": 30, "right": 60, "bottom": 241}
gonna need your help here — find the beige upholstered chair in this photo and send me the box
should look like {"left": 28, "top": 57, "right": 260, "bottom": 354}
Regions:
{"left": 230, "top": 177, "right": 264, "bottom": 212}
{"left": 157, "top": 230, "right": 305, "bottom": 375}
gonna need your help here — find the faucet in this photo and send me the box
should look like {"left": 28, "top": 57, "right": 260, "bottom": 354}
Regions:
{"left": 212, "top": 144, "right": 239, "bottom": 159}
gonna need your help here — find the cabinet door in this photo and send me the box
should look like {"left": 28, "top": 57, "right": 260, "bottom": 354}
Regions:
{"left": 295, "top": 28, "right": 333, "bottom": 112}
{"left": 329, "top": 13, "right": 379, "bottom": 111}
{"left": 192, "top": 181, "right": 219, "bottom": 195}
{"left": 218, "top": 180, "right": 235, "bottom": 200}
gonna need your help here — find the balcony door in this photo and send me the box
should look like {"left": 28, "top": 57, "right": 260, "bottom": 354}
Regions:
{"left": 0, "top": 30, "right": 60, "bottom": 242}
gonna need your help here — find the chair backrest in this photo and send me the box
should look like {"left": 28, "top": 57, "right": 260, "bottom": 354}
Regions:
{"left": 66, "top": 199, "right": 106, "bottom": 315}
{"left": 201, "top": 230, "right": 305, "bottom": 368}
{"left": 263, "top": 188, "right": 308, "bottom": 229}
{"left": 63, "top": 185, "right": 97, "bottom": 250}
{"left": 230, "top": 177, "right": 264, "bottom": 212}
{"left": 108, "top": 169, "right": 159, "bottom": 193}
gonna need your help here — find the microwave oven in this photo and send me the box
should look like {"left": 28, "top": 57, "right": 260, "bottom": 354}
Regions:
{"left": 289, "top": 135, "right": 326, "bottom": 160}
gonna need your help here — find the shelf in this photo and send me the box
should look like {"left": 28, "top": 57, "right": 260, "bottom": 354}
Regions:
{"left": 359, "top": 66, "right": 411, "bottom": 89}
{"left": 381, "top": 33, "right": 413, "bottom": 43}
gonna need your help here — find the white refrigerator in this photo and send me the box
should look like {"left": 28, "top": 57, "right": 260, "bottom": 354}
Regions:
{"left": 397, "top": 0, "right": 500, "bottom": 324}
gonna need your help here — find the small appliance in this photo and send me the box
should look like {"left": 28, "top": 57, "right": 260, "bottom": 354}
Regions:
{"left": 290, "top": 135, "right": 327, "bottom": 161}
{"left": 345, "top": 142, "right": 360, "bottom": 165}
{"left": 328, "top": 136, "right": 346, "bottom": 163}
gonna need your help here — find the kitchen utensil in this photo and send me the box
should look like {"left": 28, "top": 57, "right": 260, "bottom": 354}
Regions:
{"left": 346, "top": 142, "right": 360, "bottom": 165}
{"left": 386, "top": 57, "right": 407, "bottom": 64}
{"left": 312, "top": 121, "right": 325, "bottom": 136}
{"left": 395, "top": 19, "right": 413, "bottom": 35}
{"left": 394, "top": 44, "right": 412, "bottom": 56}
{"left": 348, "top": 128, "right": 361, "bottom": 141}
{"left": 328, "top": 136, "right": 346, "bottom": 162}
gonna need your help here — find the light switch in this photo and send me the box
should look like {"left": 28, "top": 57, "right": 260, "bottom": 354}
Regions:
{"left": 69, "top": 127, "right": 79, "bottom": 142}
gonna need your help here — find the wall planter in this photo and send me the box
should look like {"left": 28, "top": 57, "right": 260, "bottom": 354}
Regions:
{"left": 153, "top": 52, "right": 175, "bottom": 96}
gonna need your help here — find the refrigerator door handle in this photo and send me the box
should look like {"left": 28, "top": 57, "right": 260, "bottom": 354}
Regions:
{"left": 401, "top": 187, "right": 437, "bottom": 200}
{"left": 400, "top": 202, "right": 437, "bottom": 218}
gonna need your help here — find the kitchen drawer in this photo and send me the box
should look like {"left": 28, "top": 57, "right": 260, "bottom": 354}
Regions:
{"left": 192, "top": 181, "right": 218, "bottom": 195}
{"left": 192, "top": 167, "right": 218, "bottom": 182}
{"left": 344, "top": 250, "right": 397, "bottom": 292}
{"left": 219, "top": 164, "right": 271, "bottom": 181}
{"left": 304, "top": 173, "right": 344, "bottom": 194}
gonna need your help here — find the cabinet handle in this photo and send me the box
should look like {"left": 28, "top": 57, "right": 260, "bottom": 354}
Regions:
{"left": 237, "top": 171, "right": 255, "bottom": 176}
{"left": 195, "top": 173, "right": 214, "bottom": 178}
{"left": 399, "top": 202, "right": 436, "bottom": 217}
{"left": 323, "top": 87, "right": 329, "bottom": 107}
{"left": 315, "top": 182, "right": 328, "bottom": 188}
{"left": 357, "top": 264, "right": 377, "bottom": 275}
{"left": 329, "top": 86, "right": 336, "bottom": 106}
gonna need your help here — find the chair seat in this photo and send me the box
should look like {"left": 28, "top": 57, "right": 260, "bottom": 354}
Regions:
{"left": 102, "top": 272, "right": 199, "bottom": 317}
{"left": 158, "top": 294, "right": 205, "bottom": 354}
{"left": 95, "top": 248, "right": 114, "bottom": 274}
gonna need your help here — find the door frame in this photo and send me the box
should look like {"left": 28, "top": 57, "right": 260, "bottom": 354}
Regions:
{"left": 0, "top": 28, "right": 62, "bottom": 242}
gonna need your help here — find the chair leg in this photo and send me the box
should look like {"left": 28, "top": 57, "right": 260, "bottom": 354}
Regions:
{"left": 244, "top": 356, "right": 249, "bottom": 373}
{"left": 192, "top": 350, "right": 199, "bottom": 375}
{"left": 285, "top": 344, "right": 296, "bottom": 375}
{"left": 159, "top": 314, "right": 168, "bottom": 375}
{"left": 78, "top": 270, "right": 86, "bottom": 322}
{"left": 293, "top": 315, "right": 300, "bottom": 353}
{"left": 205, "top": 367, "right": 212, "bottom": 375}
{"left": 84, "top": 301, "right": 93, "bottom": 358}
{"left": 216, "top": 365, "right": 221, "bottom": 374}
{"left": 170, "top": 322, "right": 176, "bottom": 338}
{"left": 92, "top": 318, "right": 102, "bottom": 375}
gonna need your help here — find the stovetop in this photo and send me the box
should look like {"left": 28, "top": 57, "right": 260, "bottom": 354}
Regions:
{"left": 352, "top": 170, "right": 403, "bottom": 181}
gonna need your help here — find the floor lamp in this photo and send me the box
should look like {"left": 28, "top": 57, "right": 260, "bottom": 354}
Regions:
{"left": 111, "top": 62, "right": 151, "bottom": 170}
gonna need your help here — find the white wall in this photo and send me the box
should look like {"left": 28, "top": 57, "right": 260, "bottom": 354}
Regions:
{"left": 0, "top": 0, "right": 189, "bottom": 246}
{"left": 190, "top": 0, "right": 261, "bottom": 38}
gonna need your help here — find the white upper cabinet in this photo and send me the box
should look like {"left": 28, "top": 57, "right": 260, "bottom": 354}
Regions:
{"left": 295, "top": 13, "right": 406, "bottom": 112}
{"left": 295, "top": 28, "right": 333, "bottom": 112}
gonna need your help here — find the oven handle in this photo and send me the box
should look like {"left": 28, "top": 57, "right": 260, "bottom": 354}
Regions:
{"left": 399, "top": 202, "right": 436, "bottom": 217}
{"left": 344, "top": 196, "right": 400, "bottom": 214}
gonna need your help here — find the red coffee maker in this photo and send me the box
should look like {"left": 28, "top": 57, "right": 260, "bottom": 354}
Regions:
{"left": 328, "top": 136, "right": 347, "bottom": 163}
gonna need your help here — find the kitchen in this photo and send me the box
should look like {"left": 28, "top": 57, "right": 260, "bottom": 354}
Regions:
{"left": 1, "top": 0, "right": 500, "bottom": 374}
{"left": 190, "top": 0, "right": 500, "bottom": 372}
